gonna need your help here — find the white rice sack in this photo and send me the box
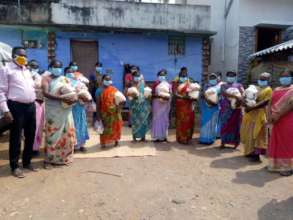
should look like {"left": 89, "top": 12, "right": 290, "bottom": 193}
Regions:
{"left": 205, "top": 86, "right": 219, "bottom": 104}
{"left": 188, "top": 91, "right": 200, "bottom": 100}
{"left": 114, "top": 90, "right": 126, "bottom": 105}
{"left": 59, "top": 84, "right": 76, "bottom": 108}
{"left": 127, "top": 87, "right": 139, "bottom": 100}
{"left": 60, "top": 84, "right": 76, "bottom": 96}
{"left": 244, "top": 85, "right": 258, "bottom": 107}
{"left": 156, "top": 81, "right": 171, "bottom": 98}
{"left": 226, "top": 87, "right": 242, "bottom": 109}
{"left": 34, "top": 74, "right": 44, "bottom": 100}
{"left": 159, "top": 91, "right": 171, "bottom": 98}
{"left": 144, "top": 86, "right": 152, "bottom": 98}
{"left": 187, "top": 82, "right": 201, "bottom": 92}
{"left": 78, "top": 75, "right": 89, "bottom": 84}
{"left": 188, "top": 83, "right": 201, "bottom": 99}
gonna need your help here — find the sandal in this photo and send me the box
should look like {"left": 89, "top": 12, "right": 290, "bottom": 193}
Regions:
{"left": 280, "top": 171, "right": 292, "bottom": 177}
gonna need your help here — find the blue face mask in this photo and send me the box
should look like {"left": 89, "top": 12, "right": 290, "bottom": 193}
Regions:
{"left": 134, "top": 76, "right": 141, "bottom": 82}
{"left": 71, "top": 65, "right": 78, "bottom": 72}
{"left": 158, "top": 75, "right": 167, "bottom": 82}
{"left": 96, "top": 67, "right": 103, "bottom": 73}
{"left": 227, "top": 76, "right": 236, "bottom": 84}
{"left": 258, "top": 79, "right": 268, "bottom": 87}
{"left": 179, "top": 77, "right": 188, "bottom": 83}
{"left": 103, "top": 80, "right": 112, "bottom": 86}
{"left": 279, "top": 77, "right": 292, "bottom": 86}
{"left": 50, "top": 68, "right": 63, "bottom": 76}
{"left": 209, "top": 79, "right": 217, "bottom": 86}
{"left": 66, "top": 72, "right": 75, "bottom": 79}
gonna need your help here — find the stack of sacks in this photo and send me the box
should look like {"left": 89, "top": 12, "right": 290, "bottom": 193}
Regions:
{"left": 187, "top": 83, "right": 201, "bottom": 100}
{"left": 244, "top": 85, "right": 258, "bottom": 107}
{"left": 114, "top": 90, "right": 126, "bottom": 105}
{"left": 127, "top": 87, "right": 139, "bottom": 100}
{"left": 205, "top": 86, "right": 219, "bottom": 105}
{"left": 226, "top": 87, "right": 242, "bottom": 109}
{"left": 156, "top": 81, "right": 171, "bottom": 100}
{"left": 76, "top": 82, "right": 92, "bottom": 104}
{"left": 144, "top": 87, "right": 152, "bottom": 98}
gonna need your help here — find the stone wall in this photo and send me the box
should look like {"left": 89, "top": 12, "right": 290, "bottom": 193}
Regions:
{"left": 238, "top": 26, "right": 256, "bottom": 83}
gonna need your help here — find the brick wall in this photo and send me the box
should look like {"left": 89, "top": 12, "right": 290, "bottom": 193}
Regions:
{"left": 238, "top": 26, "right": 256, "bottom": 84}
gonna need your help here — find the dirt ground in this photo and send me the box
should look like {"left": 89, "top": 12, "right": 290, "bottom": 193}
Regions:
{"left": 0, "top": 128, "right": 293, "bottom": 220}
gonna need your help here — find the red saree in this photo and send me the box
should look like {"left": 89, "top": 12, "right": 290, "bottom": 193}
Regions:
{"left": 268, "top": 86, "right": 293, "bottom": 172}
{"left": 174, "top": 81, "right": 195, "bottom": 144}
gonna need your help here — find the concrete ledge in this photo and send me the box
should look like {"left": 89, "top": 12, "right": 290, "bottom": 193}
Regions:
{"left": 0, "top": 0, "right": 212, "bottom": 34}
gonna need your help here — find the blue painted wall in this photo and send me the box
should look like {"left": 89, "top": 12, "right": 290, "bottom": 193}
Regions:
{"left": 0, "top": 26, "right": 48, "bottom": 70}
{"left": 56, "top": 31, "right": 202, "bottom": 91}
{"left": 0, "top": 26, "right": 203, "bottom": 91}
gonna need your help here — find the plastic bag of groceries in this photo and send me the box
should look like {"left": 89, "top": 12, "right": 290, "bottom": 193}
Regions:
{"left": 94, "top": 120, "right": 104, "bottom": 134}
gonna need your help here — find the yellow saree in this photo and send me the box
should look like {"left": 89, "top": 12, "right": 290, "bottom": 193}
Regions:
{"left": 241, "top": 86, "right": 272, "bottom": 155}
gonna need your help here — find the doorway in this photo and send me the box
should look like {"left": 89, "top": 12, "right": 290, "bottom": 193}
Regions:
{"left": 256, "top": 28, "right": 282, "bottom": 52}
{"left": 71, "top": 40, "right": 98, "bottom": 77}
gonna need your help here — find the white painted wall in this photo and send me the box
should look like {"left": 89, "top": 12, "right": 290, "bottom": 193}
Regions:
{"left": 174, "top": 0, "right": 226, "bottom": 73}
{"left": 224, "top": 0, "right": 240, "bottom": 73}
{"left": 239, "top": 0, "right": 293, "bottom": 27}
{"left": 53, "top": 0, "right": 211, "bottom": 33}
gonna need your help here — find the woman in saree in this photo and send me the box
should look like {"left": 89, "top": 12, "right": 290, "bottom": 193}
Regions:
{"left": 199, "top": 73, "right": 220, "bottom": 145}
{"left": 128, "top": 70, "right": 151, "bottom": 142}
{"left": 219, "top": 71, "right": 244, "bottom": 149}
{"left": 66, "top": 68, "right": 91, "bottom": 153}
{"left": 268, "top": 71, "right": 293, "bottom": 176}
{"left": 28, "top": 60, "right": 44, "bottom": 156}
{"left": 151, "top": 69, "right": 171, "bottom": 142}
{"left": 42, "top": 60, "right": 77, "bottom": 168}
{"left": 96, "top": 74, "right": 123, "bottom": 148}
{"left": 241, "top": 72, "right": 272, "bottom": 162}
{"left": 173, "top": 68, "right": 196, "bottom": 144}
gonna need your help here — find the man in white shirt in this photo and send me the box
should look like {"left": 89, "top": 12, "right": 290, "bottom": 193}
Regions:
{"left": 0, "top": 47, "right": 37, "bottom": 178}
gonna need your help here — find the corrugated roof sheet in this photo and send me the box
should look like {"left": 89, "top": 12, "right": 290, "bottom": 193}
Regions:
{"left": 249, "top": 39, "right": 293, "bottom": 59}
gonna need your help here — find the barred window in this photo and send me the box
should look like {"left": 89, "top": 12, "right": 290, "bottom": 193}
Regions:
{"left": 168, "top": 36, "right": 185, "bottom": 56}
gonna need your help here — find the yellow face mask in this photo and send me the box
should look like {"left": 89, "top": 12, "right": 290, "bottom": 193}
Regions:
{"left": 15, "top": 55, "right": 27, "bottom": 66}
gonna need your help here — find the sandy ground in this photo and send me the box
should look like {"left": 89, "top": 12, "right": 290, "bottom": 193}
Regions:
{"left": 0, "top": 128, "right": 293, "bottom": 220}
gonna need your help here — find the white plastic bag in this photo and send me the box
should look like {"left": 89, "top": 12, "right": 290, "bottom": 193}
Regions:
{"left": 94, "top": 120, "right": 104, "bottom": 135}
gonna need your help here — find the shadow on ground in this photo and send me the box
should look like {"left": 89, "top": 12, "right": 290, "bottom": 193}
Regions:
{"left": 258, "top": 197, "right": 293, "bottom": 220}
{"left": 232, "top": 167, "right": 281, "bottom": 187}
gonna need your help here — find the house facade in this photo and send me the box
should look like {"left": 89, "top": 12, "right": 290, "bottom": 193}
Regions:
{"left": 0, "top": 0, "right": 213, "bottom": 91}
{"left": 175, "top": 0, "right": 293, "bottom": 82}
